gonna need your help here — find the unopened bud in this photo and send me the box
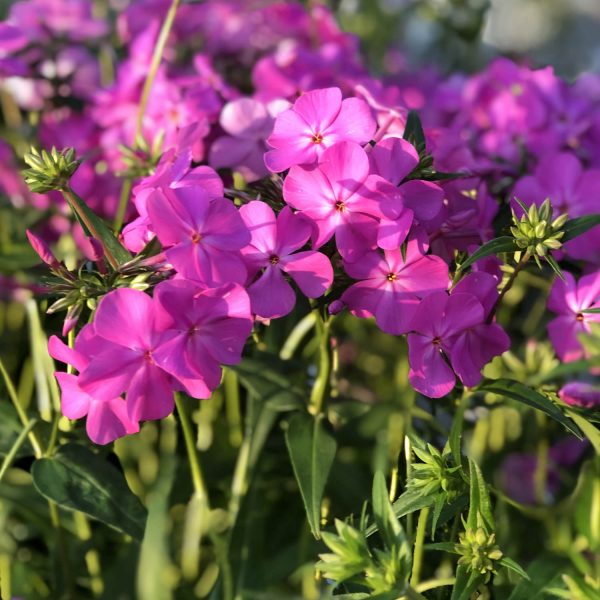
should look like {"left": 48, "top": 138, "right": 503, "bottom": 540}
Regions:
{"left": 26, "top": 229, "right": 60, "bottom": 268}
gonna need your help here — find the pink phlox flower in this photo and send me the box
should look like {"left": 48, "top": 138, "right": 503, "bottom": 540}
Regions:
{"left": 77, "top": 288, "right": 176, "bottom": 423}
{"left": 559, "top": 382, "right": 600, "bottom": 409}
{"left": 146, "top": 185, "right": 250, "bottom": 285}
{"left": 547, "top": 271, "right": 600, "bottom": 362}
{"left": 239, "top": 202, "right": 333, "bottom": 318}
{"left": 210, "top": 97, "right": 289, "bottom": 182}
{"left": 368, "top": 137, "right": 443, "bottom": 249}
{"left": 153, "top": 279, "right": 252, "bottom": 398}
{"left": 283, "top": 141, "right": 387, "bottom": 261}
{"left": 264, "top": 86, "right": 376, "bottom": 172}
{"left": 48, "top": 325, "right": 139, "bottom": 444}
{"left": 341, "top": 228, "right": 449, "bottom": 335}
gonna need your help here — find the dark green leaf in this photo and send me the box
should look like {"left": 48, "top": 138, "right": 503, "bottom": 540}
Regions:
{"left": 467, "top": 458, "right": 494, "bottom": 531}
{"left": 232, "top": 354, "right": 305, "bottom": 411}
{"left": 285, "top": 413, "right": 336, "bottom": 538}
{"left": 507, "top": 555, "right": 569, "bottom": 600}
{"left": 402, "top": 110, "right": 426, "bottom": 153}
{"left": 457, "top": 237, "right": 517, "bottom": 273}
{"left": 0, "top": 403, "right": 33, "bottom": 458}
{"left": 31, "top": 443, "right": 147, "bottom": 539}
{"left": 430, "top": 493, "right": 445, "bottom": 538}
{"left": 366, "top": 489, "right": 435, "bottom": 537}
{"left": 545, "top": 254, "right": 565, "bottom": 280}
{"left": 561, "top": 214, "right": 600, "bottom": 243}
{"left": 478, "top": 378, "right": 583, "bottom": 438}
{"left": 451, "top": 564, "right": 484, "bottom": 600}
{"left": 424, "top": 541, "right": 458, "bottom": 553}
{"left": 499, "top": 557, "right": 529, "bottom": 580}
{"left": 372, "top": 471, "right": 403, "bottom": 549}
{"left": 63, "top": 188, "right": 131, "bottom": 266}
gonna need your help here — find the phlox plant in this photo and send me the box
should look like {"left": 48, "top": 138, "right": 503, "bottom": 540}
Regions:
{"left": 0, "top": 1, "right": 600, "bottom": 600}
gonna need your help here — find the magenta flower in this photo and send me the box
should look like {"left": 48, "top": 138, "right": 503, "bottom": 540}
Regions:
{"left": 147, "top": 186, "right": 250, "bottom": 286}
{"left": 78, "top": 288, "right": 176, "bottom": 422}
{"left": 49, "top": 326, "right": 139, "bottom": 445}
{"left": 26, "top": 229, "right": 59, "bottom": 268}
{"left": 283, "top": 141, "right": 386, "bottom": 261}
{"left": 239, "top": 202, "right": 333, "bottom": 318}
{"left": 407, "top": 274, "right": 509, "bottom": 398}
{"left": 559, "top": 382, "right": 600, "bottom": 408}
{"left": 368, "top": 137, "right": 444, "bottom": 249}
{"left": 340, "top": 229, "right": 449, "bottom": 335}
{"left": 547, "top": 271, "right": 600, "bottom": 362}
{"left": 153, "top": 280, "right": 252, "bottom": 398}
{"left": 264, "top": 87, "right": 376, "bottom": 172}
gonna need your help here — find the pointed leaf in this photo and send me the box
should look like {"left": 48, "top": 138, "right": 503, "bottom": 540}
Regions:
{"left": 477, "top": 378, "right": 583, "bottom": 438}
{"left": 566, "top": 410, "right": 600, "bottom": 455}
{"left": 499, "top": 556, "right": 530, "bottom": 580}
{"left": 403, "top": 110, "right": 426, "bottom": 154}
{"left": 451, "top": 564, "right": 484, "bottom": 600}
{"left": 285, "top": 412, "right": 337, "bottom": 539}
{"left": 366, "top": 489, "right": 435, "bottom": 537}
{"left": 372, "top": 471, "right": 403, "bottom": 549}
{"left": 31, "top": 443, "right": 147, "bottom": 539}
{"left": 467, "top": 458, "right": 494, "bottom": 531}
{"left": 561, "top": 214, "right": 600, "bottom": 242}
{"left": 424, "top": 542, "right": 459, "bottom": 553}
{"left": 507, "top": 555, "right": 568, "bottom": 600}
{"left": 457, "top": 237, "right": 517, "bottom": 273}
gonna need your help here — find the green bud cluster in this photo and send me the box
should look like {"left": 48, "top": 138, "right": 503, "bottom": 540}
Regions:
{"left": 317, "top": 518, "right": 411, "bottom": 595}
{"left": 118, "top": 133, "right": 164, "bottom": 179}
{"left": 455, "top": 527, "right": 503, "bottom": 580}
{"left": 22, "top": 147, "right": 81, "bottom": 193}
{"left": 510, "top": 198, "right": 567, "bottom": 262}
{"left": 409, "top": 443, "right": 464, "bottom": 499}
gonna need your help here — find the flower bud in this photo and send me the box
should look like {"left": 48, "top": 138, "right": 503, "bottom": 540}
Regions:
{"left": 26, "top": 229, "right": 60, "bottom": 268}
{"left": 22, "top": 146, "right": 81, "bottom": 193}
{"left": 455, "top": 526, "right": 503, "bottom": 580}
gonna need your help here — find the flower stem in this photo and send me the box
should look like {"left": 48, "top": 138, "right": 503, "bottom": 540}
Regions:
{"left": 410, "top": 506, "right": 430, "bottom": 586}
{"left": 280, "top": 311, "right": 316, "bottom": 360}
{"left": 488, "top": 251, "right": 530, "bottom": 322}
{"left": 308, "top": 309, "right": 332, "bottom": 415}
{"left": 174, "top": 393, "right": 208, "bottom": 502}
{"left": 114, "top": 0, "right": 181, "bottom": 230}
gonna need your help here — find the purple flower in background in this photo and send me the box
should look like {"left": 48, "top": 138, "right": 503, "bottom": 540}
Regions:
{"left": 265, "top": 87, "right": 376, "bottom": 172}
{"left": 210, "top": 97, "right": 289, "bottom": 182}
{"left": 239, "top": 202, "right": 333, "bottom": 319}
{"left": 547, "top": 271, "right": 600, "bottom": 362}
{"left": 559, "top": 382, "right": 600, "bottom": 408}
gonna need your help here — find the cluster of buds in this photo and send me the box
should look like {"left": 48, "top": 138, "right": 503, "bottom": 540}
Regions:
{"left": 117, "top": 133, "right": 165, "bottom": 179}
{"left": 510, "top": 198, "right": 567, "bottom": 265}
{"left": 22, "top": 146, "right": 81, "bottom": 193}
{"left": 409, "top": 442, "right": 465, "bottom": 499}
{"left": 317, "top": 518, "right": 411, "bottom": 595}
{"left": 455, "top": 526, "right": 503, "bottom": 580}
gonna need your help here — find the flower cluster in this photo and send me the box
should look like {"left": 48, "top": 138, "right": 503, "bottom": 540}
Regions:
{"left": 3, "top": 0, "right": 599, "bottom": 445}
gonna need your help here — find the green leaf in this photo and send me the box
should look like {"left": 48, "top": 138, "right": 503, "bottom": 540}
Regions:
{"left": 365, "top": 488, "right": 435, "bottom": 537}
{"left": 285, "top": 412, "right": 337, "bottom": 539}
{"left": 567, "top": 410, "right": 600, "bottom": 455}
{"left": 430, "top": 493, "right": 445, "bottom": 537}
{"left": 448, "top": 395, "right": 469, "bottom": 472}
{"left": 507, "top": 555, "right": 569, "bottom": 600}
{"left": 457, "top": 237, "right": 517, "bottom": 273}
{"left": 477, "top": 378, "right": 583, "bottom": 438}
{"left": 545, "top": 254, "right": 565, "bottom": 281}
{"left": 232, "top": 353, "right": 305, "bottom": 411}
{"left": 450, "top": 564, "right": 483, "bottom": 600}
{"left": 499, "top": 557, "right": 529, "bottom": 580}
{"left": 561, "top": 214, "right": 600, "bottom": 243}
{"left": 402, "top": 110, "right": 426, "bottom": 154}
{"left": 467, "top": 458, "right": 494, "bottom": 531}
{"left": 31, "top": 443, "right": 147, "bottom": 539}
{"left": 63, "top": 188, "right": 131, "bottom": 266}
{"left": 424, "top": 541, "right": 459, "bottom": 554}
{"left": 372, "top": 471, "right": 403, "bottom": 549}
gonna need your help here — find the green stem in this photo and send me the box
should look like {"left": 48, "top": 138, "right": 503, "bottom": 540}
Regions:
{"left": 0, "top": 419, "right": 37, "bottom": 482}
{"left": 224, "top": 369, "right": 242, "bottom": 448}
{"left": 279, "top": 311, "right": 316, "bottom": 360}
{"left": 308, "top": 309, "right": 332, "bottom": 415}
{"left": 174, "top": 393, "right": 208, "bottom": 502}
{"left": 410, "top": 506, "right": 430, "bottom": 586}
{"left": 0, "top": 357, "right": 43, "bottom": 458}
{"left": 415, "top": 578, "right": 456, "bottom": 593}
{"left": 488, "top": 251, "right": 530, "bottom": 322}
{"left": 114, "top": 0, "right": 181, "bottom": 230}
